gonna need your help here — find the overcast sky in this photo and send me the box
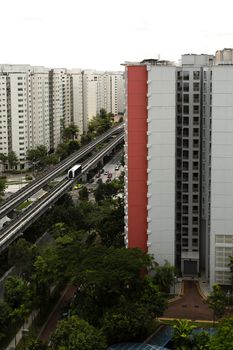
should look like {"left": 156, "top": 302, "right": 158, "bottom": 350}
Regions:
{"left": 2, "top": 0, "right": 233, "bottom": 71}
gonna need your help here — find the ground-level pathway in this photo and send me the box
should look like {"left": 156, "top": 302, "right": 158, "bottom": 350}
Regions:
{"left": 163, "top": 280, "right": 213, "bottom": 321}
{"left": 38, "top": 285, "right": 77, "bottom": 343}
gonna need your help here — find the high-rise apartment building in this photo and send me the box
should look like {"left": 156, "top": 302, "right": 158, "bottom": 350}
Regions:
{"left": 0, "top": 65, "right": 50, "bottom": 168}
{"left": 82, "top": 70, "right": 125, "bottom": 132}
{"left": 0, "top": 65, "right": 124, "bottom": 167}
{"left": 125, "top": 49, "right": 233, "bottom": 287}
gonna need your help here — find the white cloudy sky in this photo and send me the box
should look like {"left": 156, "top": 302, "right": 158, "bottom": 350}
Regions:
{"left": 1, "top": 0, "right": 233, "bottom": 71}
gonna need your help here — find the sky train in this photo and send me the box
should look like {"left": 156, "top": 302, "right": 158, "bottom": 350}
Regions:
{"left": 67, "top": 164, "right": 82, "bottom": 178}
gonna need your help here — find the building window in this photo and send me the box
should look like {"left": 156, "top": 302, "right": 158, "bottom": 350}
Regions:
{"left": 193, "top": 94, "right": 199, "bottom": 103}
{"left": 183, "top": 105, "right": 189, "bottom": 114}
{"left": 193, "top": 71, "right": 200, "bottom": 80}
{"left": 183, "top": 94, "right": 189, "bottom": 103}
{"left": 183, "top": 71, "right": 189, "bottom": 80}
{"left": 193, "top": 105, "right": 199, "bottom": 114}
{"left": 183, "top": 83, "right": 189, "bottom": 92}
{"left": 193, "top": 82, "right": 199, "bottom": 91}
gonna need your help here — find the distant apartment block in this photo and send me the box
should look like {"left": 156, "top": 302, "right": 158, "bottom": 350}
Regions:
{"left": 82, "top": 70, "right": 124, "bottom": 132}
{"left": 0, "top": 65, "right": 125, "bottom": 167}
{"left": 124, "top": 48, "right": 233, "bottom": 287}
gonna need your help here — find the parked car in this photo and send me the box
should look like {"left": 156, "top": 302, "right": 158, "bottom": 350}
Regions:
{"left": 73, "top": 183, "right": 82, "bottom": 190}
{"left": 96, "top": 178, "right": 103, "bottom": 184}
{"left": 107, "top": 172, "right": 112, "bottom": 179}
{"left": 104, "top": 170, "right": 109, "bottom": 175}
{"left": 115, "top": 165, "right": 119, "bottom": 171}
{"left": 96, "top": 172, "right": 101, "bottom": 178}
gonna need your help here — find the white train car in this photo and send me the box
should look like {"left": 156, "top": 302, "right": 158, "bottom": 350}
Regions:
{"left": 67, "top": 164, "right": 82, "bottom": 178}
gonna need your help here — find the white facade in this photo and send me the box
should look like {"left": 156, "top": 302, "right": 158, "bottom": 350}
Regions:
{"left": 0, "top": 74, "right": 10, "bottom": 157}
{"left": 0, "top": 64, "right": 124, "bottom": 165}
{"left": 31, "top": 67, "right": 50, "bottom": 150}
{"left": 83, "top": 70, "right": 99, "bottom": 132}
{"left": 147, "top": 65, "right": 176, "bottom": 265}
{"left": 69, "top": 69, "right": 83, "bottom": 135}
{"left": 210, "top": 65, "right": 233, "bottom": 286}
{"left": 50, "top": 68, "right": 67, "bottom": 150}
{"left": 83, "top": 70, "right": 125, "bottom": 132}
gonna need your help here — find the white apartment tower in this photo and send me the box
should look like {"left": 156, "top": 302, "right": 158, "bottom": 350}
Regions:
{"left": 82, "top": 70, "right": 125, "bottom": 132}
{"left": 0, "top": 65, "right": 50, "bottom": 168}
{"left": 69, "top": 69, "right": 84, "bottom": 135}
{"left": 125, "top": 49, "right": 233, "bottom": 288}
{"left": 0, "top": 65, "right": 124, "bottom": 166}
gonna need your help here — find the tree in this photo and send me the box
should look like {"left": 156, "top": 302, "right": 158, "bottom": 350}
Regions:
{"left": 4, "top": 276, "right": 32, "bottom": 326}
{"left": 79, "top": 186, "right": 89, "bottom": 201}
{"left": 32, "top": 255, "right": 57, "bottom": 310}
{"left": 95, "top": 199, "right": 124, "bottom": 247}
{"left": 101, "top": 299, "right": 155, "bottom": 344}
{"left": 45, "top": 153, "right": 59, "bottom": 165}
{"left": 192, "top": 331, "right": 210, "bottom": 350}
{"left": 153, "top": 260, "right": 176, "bottom": 293}
{"left": 0, "top": 153, "right": 8, "bottom": 164}
{"left": 94, "top": 181, "right": 118, "bottom": 203}
{"left": 207, "top": 284, "right": 226, "bottom": 320}
{"left": 67, "top": 140, "right": 80, "bottom": 153}
{"left": 229, "top": 256, "right": 233, "bottom": 289}
{"left": 71, "top": 246, "right": 153, "bottom": 325}
{"left": 172, "top": 319, "right": 196, "bottom": 350}
{"left": 0, "top": 300, "right": 12, "bottom": 341}
{"left": 88, "top": 109, "right": 113, "bottom": 136}
{"left": 209, "top": 316, "right": 233, "bottom": 350}
{"left": 27, "top": 145, "right": 47, "bottom": 163}
{"left": 51, "top": 316, "right": 107, "bottom": 350}
{"left": 8, "top": 238, "right": 36, "bottom": 276}
{"left": 0, "top": 178, "right": 6, "bottom": 202}
{"left": 8, "top": 150, "right": 18, "bottom": 168}
{"left": 61, "top": 120, "right": 79, "bottom": 142}
{"left": 27, "top": 340, "right": 48, "bottom": 350}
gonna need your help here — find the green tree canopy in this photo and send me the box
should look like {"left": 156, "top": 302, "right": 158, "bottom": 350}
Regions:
{"left": 61, "top": 120, "right": 79, "bottom": 142}
{"left": 0, "top": 178, "right": 6, "bottom": 202}
{"left": 51, "top": 316, "right": 107, "bottom": 350}
{"left": 8, "top": 150, "right": 18, "bottom": 168}
{"left": 27, "top": 145, "right": 48, "bottom": 163}
{"left": 207, "top": 284, "right": 225, "bottom": 320}
{"left": 209, "top": 316, "right": 233, "bottom": 350}
{"left": 8, "top": 238, "right": 36, "bottom": 276}
{"left": 4, "top": 276, "right": 32, "bottom": 320}
{"left": 153, "top": 260, "right": 176, "bottom": 293}
{"left": 27, "top": 340, "right": 48, "bottom": 350}
{"left": 0, "top": 300, "right": 12, "bottom": 341}
{"left": 88, "top": 109, "right": 113, "bottom": 136}
{"left": 71, "top": 246, "right": 153, "bottom": 325}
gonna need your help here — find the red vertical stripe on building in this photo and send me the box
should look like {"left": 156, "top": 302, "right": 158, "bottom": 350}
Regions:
{"left": 127, "top": 65, "right": 148, "bottom": 251}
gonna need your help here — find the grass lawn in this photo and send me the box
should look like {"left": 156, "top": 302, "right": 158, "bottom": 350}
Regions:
{"left": 16, "top": 200, "right": 32, "bottom": 211}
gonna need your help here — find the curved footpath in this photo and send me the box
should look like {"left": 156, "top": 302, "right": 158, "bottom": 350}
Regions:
{"left": 162, "top": 280, "right": 213, "bottom": 321}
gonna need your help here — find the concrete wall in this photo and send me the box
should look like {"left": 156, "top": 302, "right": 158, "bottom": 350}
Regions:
{"left": 210, "top": 65, "right": 233, "bottom": 286}
{"left": 147, "top": 65, "right": 176, "bottom": 265}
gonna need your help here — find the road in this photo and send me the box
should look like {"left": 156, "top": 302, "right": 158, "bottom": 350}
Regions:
{"left": 163, "top": 280, "right": 213, "bottom": 321}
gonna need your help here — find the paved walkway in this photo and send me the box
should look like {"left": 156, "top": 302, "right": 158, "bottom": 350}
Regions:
{"left": 38, "top": 285, "right": 77, "bottom": 343}
{"left": 163, "top": 280, "right": 213, "bottom": 321}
